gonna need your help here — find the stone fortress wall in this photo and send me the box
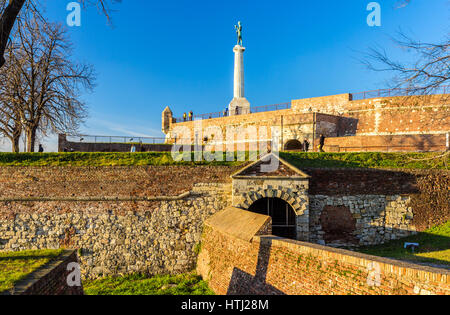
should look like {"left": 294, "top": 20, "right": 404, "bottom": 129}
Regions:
{"left": 162, "top": 93, "right": 449, "bottom": 152}
{"left": 0, "top": 165, "right": 447, "bottom": 280}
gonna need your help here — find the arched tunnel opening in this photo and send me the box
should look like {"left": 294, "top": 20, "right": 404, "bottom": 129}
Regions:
{"left": 248, "top": 197, "right": 297, "bottom": 239}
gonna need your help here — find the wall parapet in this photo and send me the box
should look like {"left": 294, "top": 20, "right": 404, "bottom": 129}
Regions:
{"left": 1, "top": 250, "right": 83, "bottom": 295}
{"left": 197, "top": 224, "right": 450, "bottom": 295}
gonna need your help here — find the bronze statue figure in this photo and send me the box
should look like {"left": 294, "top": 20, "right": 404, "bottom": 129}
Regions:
{"left": 235, "top": 21, "right": 243, "bottom": 46}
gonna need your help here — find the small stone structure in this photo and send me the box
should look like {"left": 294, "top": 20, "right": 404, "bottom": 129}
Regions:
{"left": 231, "top": 154, "right": 310, "bottom": 241}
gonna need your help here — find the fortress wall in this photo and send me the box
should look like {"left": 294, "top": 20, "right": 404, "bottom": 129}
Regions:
{"left": 291, "top": 93, "right": 352, "bottom": 113}
{"left": 1, "top": 166, "right": 447, "bottom": 279}
{"left": 323, "top": 134, "right": 447, "bottom": 152}
{"left": 0, "top": 183, "right": 232, "bottom": 279}
{"left": 0, "top": 166, "right": 237, "bottom": 279}
{"left": 305, "top": 169, "right": 449, "bottom": 245}
{"left": 0, "top": 165, "right": 238, "bottom": 199}
{"left": 165, "top": 95, "right": 448, "bottom": 153}
{"left": 169, "top": 110, "right": 316, "bottom": 147}
{"left": 198, "top": 225, "right": 450, "bottom": 295}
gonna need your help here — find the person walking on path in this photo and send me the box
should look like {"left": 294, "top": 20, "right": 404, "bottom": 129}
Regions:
{"left": 318, "top": 134, "right": 325, "bottom": 152}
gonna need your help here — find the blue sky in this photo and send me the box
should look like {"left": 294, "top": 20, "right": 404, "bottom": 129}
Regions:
{"left": 1, "top": 0, "right": 449, "bottom": 151}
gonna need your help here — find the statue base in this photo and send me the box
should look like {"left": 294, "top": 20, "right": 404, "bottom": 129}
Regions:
{"left": 229, "top": 97, "right": 250, "bottom": 116}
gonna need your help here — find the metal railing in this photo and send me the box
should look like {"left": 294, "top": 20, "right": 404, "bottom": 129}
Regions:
{"left": 65, "top": 134, "right": 171, "bottom": 144}
{"left": 350, "top": 85, "right": 449, "bottom": 101}
{"left": 173, "top": 102, "right": 291, "bottom": 123}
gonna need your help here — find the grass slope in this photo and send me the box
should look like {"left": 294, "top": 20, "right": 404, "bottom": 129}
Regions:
{"left": 0, "top": 249, "right": 64, "bottom": 292}
{"left": 280, "top": 152, "right": 449, "bottom": 170}
{"left": 0, "top": 152, "right": 447, "bottom": 169}
{"left": 357, "top": 221, "right": 450, "bottom": 267}
{"left": 83, "top": 273, "right": 214, "bottom": 295}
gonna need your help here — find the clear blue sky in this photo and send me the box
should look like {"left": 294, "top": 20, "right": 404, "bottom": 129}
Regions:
{"left": 1, "top": 0, "right": 448, "bottom": 151}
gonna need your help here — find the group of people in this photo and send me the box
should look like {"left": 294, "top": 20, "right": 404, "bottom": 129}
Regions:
{"left": 182, "top": 111, "right": 194, "bottom": 122}
{"left": 289, "top": 134, "right": 326, "bottom": 152}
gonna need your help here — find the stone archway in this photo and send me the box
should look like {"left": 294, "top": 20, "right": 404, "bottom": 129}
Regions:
{"left": 248, "top": 197, "right": 297, "bottom": 239}
{"left": 237, "top": 187, "right": 306, "bottom": 215}
{"left": 236, "top": 187, "right": 309, "bottom": 241}
{"left": 284, "top": 139, "right": 303, "bottom": 151}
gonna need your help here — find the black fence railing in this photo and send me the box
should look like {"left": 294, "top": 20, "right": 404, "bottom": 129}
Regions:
{"left": 65, "top": 135, "right": 172, "bottom": 144}
{"left": 350, "top": 85, "right": 449, "bottom": 101}
{"left": 173, "top": 102, "right": 291, "bottom": 123}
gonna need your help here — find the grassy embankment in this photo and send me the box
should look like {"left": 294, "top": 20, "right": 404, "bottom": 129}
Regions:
{"left": 357, "top": 221, "right": 450, "bottom": 267}
{"left": 0, "top": 151, "right": 447, "bottom": 169}
{"left": 0, "top": 249, "right": 64, "bottom": 292}
{"left": 83, "top": 273, "right": 214, "bottom": 295}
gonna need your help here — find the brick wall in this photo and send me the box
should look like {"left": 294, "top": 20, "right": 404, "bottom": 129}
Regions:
{"left": 198, "top": 224, "right": 450, "bottom": 295}
{"left": 165, "top": 94, "right": 449, "bottom": 153}
{"left": 0, "top": 165, "right": 238, "bottom": 200}
{"left": 323, "top": 134, "right": 447, "bottom": 152}
{"left": 3, "top": 250, "right": 84, "bottom": 295}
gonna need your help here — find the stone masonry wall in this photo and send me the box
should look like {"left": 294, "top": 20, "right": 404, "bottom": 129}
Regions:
{"left": 198, "top": 225, "right": 450, "bottom": 295}
{"left": 0, "top": 166, "right": 237, "bottom": 279}
{"left": 309, "top": 195, "right": 415, "bottom": 246}
{"left": 0, "top": 183, "right": 231, "bottom": 279}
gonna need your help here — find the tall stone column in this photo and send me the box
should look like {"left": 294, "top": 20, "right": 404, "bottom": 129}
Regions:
{"left": 229, "top": 45, "right": 250, "bottom": 115}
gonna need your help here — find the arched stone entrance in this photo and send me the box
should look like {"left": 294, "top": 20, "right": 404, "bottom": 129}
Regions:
{"left": 248, "top": 197, "right": 297, "bottom": 239}
{"left": 231, "top": 153, "right": 311, "bottom": 241}
{"left": 284, "top": 139, "right": 303, "bottom": 151}
{"left": 236, "top": 187, "right": 309, "bottom": 241}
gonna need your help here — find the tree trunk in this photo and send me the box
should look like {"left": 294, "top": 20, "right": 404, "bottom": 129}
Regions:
{"left": 26, "top": 126, "right": 37, "bottom": 152}
{"left": 11, "top": 136, "right": 20, "bottom": 153}
{"left": 0, "top": 0, "right": 26, "bottom": 68}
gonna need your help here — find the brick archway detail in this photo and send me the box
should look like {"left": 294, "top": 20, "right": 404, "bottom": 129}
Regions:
{"left": 238, "top": 187, "right": 307, "bottom": 215}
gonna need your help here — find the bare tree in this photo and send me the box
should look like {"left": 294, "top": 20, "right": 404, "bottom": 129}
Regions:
{"left": 0, "top": 0, "right": 120, "bottom": 69}
{"left": 364, "top": 31, "right": 450, "bottom": 159}
{"left": 0, "top": 14, "right": 95, "bottom": 152}
{"left": 0, "top": 44, "right": 24, "bottom": 152}
{"left": 364, "top": 31, "right": 449, "bottom": 97}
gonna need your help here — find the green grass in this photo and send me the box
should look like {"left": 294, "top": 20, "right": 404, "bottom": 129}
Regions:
{"left": 0, "top": 152, "right": 447, "bottom": 169}
{"left": 83, "top": 273, "right": 214, "bottom": 295}
{"left": 0, "top": 152, "right": 243, "bottom": 167}
{"left": 0, "top": 249, "right": 64, "bottom": 292}
{"left": 357, "top": 221, "right": 450, "bottom": 267}
{"left": 280, "top": 152, "right": 449, "bottom": 170}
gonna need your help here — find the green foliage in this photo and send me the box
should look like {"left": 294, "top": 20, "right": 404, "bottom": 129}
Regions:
{"left": 83, "top": 273, "right": 214, "bottom": 295}
{"left": 0, "top": 152, "right": 244, "bottom": 167}
{"left": 358, "top": 221, "right": 450, "bottom": 266}
{"left": 280, "top": 152, "right": 449, "bottom": 170}
{"left": 0, "top": 249, "right": 64, "bottom": 292}
{"left": 0, "top": 151, "right": 447, "bottom": 169}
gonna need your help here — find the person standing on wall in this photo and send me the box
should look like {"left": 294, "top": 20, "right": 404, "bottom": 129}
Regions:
{"left": 318, "top": 134, "right": 325, "bottom": 152}
{"left": 183, "top": 112, "right": 187, "bottom": 122}
{"left": 189, "top": 111, "right": 193, "bottom": 121}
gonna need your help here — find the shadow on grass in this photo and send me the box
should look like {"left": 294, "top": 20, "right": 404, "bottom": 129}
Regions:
{"left": 357, "top": 226, "right": 450, "bottom": 268}
{"left": 0, "top": 250, "right": 63, "bottom": 262}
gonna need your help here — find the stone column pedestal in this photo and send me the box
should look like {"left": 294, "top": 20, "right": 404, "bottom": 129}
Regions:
{"left": 229, "top": 45, "right": 250, "bottom": 115}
